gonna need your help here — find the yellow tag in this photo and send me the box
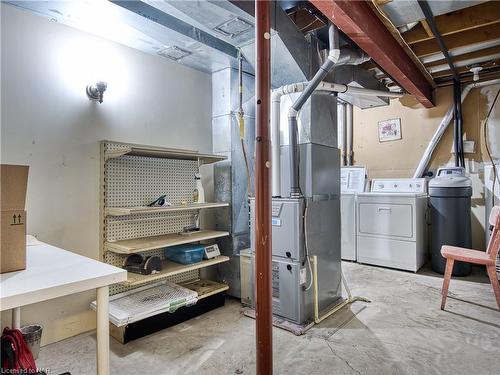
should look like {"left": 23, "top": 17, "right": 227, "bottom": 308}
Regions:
{"left": 239, "top": 116, "right": 245, "bottom": 139}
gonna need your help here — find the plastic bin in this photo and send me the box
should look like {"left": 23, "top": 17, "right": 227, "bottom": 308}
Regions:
{"left": 21, "top": 325, "right": 42, "bottom": 359}
{"left": 165, "top": 244, "right": 204, "bottom": 264}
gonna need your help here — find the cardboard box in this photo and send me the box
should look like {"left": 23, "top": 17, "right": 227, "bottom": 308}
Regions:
{"left": 1, "top": 164, "right": 29, "bottom": 273}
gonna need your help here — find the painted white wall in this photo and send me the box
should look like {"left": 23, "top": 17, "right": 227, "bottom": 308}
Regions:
{"left": 1, "top": 4, "right": 213, "bottom": 345}
{"left": 481, "top": 84, "right": 500, "bottom": 161}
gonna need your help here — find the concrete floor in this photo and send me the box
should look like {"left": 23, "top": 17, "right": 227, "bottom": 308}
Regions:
{"left": 38, "top": 262, "right": 500, "bottom": 375}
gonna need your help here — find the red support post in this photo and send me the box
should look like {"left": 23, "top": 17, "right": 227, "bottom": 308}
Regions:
{"left": 254, "top": 0, "right": 273, "bottom": 374}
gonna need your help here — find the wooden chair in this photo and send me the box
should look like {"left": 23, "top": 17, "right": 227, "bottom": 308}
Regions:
{"left": 440, "top": 206, "right": 500, "bottom": 310}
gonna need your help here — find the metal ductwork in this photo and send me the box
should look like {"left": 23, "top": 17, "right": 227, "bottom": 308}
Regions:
{"left": 9, "top": 0, "right": 390, "bottom": 108}
{"left": 8, "top": 0, "right": 398, "bottom": 298}
{"left": 287, "top": 23, "right": 340, "bottom": 198}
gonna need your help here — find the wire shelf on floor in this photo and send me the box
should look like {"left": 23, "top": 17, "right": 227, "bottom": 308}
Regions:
{"left": 105, "top": 202, "right": 229, "bottom": 216}
{"left": 123, "top": 256, "right": 230, "bottom": 287}
{"left": 90, "top": 281, "right": 198, "bottom": 327}
{"left": 105, "top": 230, "right": 229, "bottom": 254}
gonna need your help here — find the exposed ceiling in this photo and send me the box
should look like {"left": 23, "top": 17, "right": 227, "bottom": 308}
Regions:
{"left": 284, "top": 0, "right": 500, "bottom": 98}
{"left": 6, "top": 0, "right": 391, "bottom": 109}
{"left": 368, "top": 0, "right": 500, "bottom": 87}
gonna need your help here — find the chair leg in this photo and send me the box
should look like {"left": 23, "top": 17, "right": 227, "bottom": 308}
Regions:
{"left": 486, "top": 265, "right": 500, "bottom": 310}
{"left": 441, "top": 259, "right": 454, "bottom": 310}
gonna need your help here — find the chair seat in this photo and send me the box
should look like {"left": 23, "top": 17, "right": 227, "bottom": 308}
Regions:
{"left": 441, "top": 246, "right": 494, "bottom": 265}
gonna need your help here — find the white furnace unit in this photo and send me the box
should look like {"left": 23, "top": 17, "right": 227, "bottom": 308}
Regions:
{"left": 340, "top": 166, "right": 367, "bottom": 261}
{"left": 356, "top": 178, "right": 428, "bottom": 272}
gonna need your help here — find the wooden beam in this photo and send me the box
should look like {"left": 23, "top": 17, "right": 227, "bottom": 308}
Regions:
{"left": 310, "top": 0, "right": 434, "bottom": 107}
{"left": 412, "top": 23, "right": 500, "bottom": 58}
{"left": 404, "top": 1, "right": 500, "bottom": 44}
{"left": 254, "top": 1, "right": 272, "bottom": 374}
{"left": 420, "top": 20, "right": 434, "bottom": 38}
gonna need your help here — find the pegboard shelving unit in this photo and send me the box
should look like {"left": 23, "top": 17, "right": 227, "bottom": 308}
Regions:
{"left": 105, "top": 202, "right": 228, "bottom": 216}
{"left": 123, "top": 256, "right": 230, "bottom": 287}
{"left": 100, "top": 140, "right": 229, "bottom": 337}
{"left": 105, "top": 230, "right": 230, "bottom": 254}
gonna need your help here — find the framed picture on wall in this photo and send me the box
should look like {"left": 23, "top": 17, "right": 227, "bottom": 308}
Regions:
{"left": 378, "top": 118, "right": 402, "bottom": 142}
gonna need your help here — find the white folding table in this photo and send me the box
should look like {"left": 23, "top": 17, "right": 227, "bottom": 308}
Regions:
{"left": 0, "top": 237, "right": 126, "bottom": 375}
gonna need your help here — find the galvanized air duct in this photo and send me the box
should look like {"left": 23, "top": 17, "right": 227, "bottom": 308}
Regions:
{"left": 287, "top": 23, "right": 341, "bottom": 198}
{"left": 271, "top": 81, "right": 402, "bottom": 196}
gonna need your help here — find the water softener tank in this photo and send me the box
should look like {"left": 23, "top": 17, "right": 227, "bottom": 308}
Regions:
{"left": 429, "top": 167, "right": 472, "bottom": 276}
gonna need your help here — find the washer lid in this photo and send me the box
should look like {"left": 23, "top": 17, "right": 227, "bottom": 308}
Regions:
{"left": 429, "top": 176, "right": 472, "bottom": 188}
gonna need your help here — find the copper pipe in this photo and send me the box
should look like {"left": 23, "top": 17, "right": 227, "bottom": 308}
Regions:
{"left": 254, "top": 0, "right": 272, "bottom": 374}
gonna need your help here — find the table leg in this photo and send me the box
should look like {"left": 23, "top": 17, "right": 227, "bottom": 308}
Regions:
{"left": 96, "top": 286, "right": 109, "bottom": 375}
{"left": 12, "top": 307, "right": 21, "bottom": 329}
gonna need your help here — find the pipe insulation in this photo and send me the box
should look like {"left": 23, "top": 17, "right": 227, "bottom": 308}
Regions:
{"left": 413, "top": 78, "right": 500, "bottom": 178}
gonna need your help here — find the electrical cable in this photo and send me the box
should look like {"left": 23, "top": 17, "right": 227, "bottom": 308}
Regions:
{"left": 236, "top": 47, "right": 253, "bottom": 198}
{"left": 483, "top": 88, "right": 500, "bottom": 207}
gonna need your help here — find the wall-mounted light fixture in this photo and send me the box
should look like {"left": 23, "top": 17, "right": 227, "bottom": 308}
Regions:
{"left": 86, "top": 81, "right": 108, "bottom": 103}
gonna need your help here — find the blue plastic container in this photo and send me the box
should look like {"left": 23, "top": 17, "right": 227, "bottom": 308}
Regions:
{"left": 165, "top": 244, "right": 205, "bottom": 265}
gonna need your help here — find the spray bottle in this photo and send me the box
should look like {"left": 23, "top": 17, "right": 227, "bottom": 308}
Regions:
{"left": 193, "top": 173, "right": 205, "bottom": 203}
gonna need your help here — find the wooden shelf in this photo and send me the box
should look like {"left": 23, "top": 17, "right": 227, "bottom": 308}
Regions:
{"left": 123, "top": 256, "right": 230, "bottom": 287}
{"left": 105, "top": 230, "right": 229, "bottom": 254}
{"left": 103, "top": 141, "right": 226, "bottom": 165}
{"left": 181, "top": 279, "right": 229, "bottom": 300}
{"left": 105, "top": 202, "right": 229, "bottom": 216}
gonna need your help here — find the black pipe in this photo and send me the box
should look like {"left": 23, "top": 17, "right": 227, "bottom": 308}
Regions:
{"left": 452, "top": 80, "right": 466, "bottom": 167}
{"left": 418, "top": 1, "right": 459, "bottom": 81}
{"left": 456, "top": 83, "right": 465, "bottom": 167}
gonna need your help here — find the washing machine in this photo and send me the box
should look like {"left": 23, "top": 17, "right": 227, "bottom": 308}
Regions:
{"left": 356, "top": 178, "right": 428, "bottom": 272}
{"left": 341, "top": 166, "right": 367, "bottom": 261}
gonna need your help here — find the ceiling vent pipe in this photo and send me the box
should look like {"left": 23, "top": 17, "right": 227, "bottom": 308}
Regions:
{"left": 287, "top": 23, "right": 340, "bottom": 198}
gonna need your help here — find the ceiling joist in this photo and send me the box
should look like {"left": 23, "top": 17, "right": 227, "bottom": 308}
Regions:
{"left": 403, "top": 1, "right": 500, "bottom": 45}
{"left": 412, "top": 23, "right": 500, "bottom": 58}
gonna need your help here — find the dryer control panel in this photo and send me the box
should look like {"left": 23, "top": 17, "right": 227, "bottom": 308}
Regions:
{"left": 370, "top": 178, "right": 427, "bottom": 194}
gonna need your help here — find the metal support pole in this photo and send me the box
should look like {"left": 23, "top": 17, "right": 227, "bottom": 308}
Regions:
{"left": 254, "top": 1, "right": 272, "bottom": 374}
